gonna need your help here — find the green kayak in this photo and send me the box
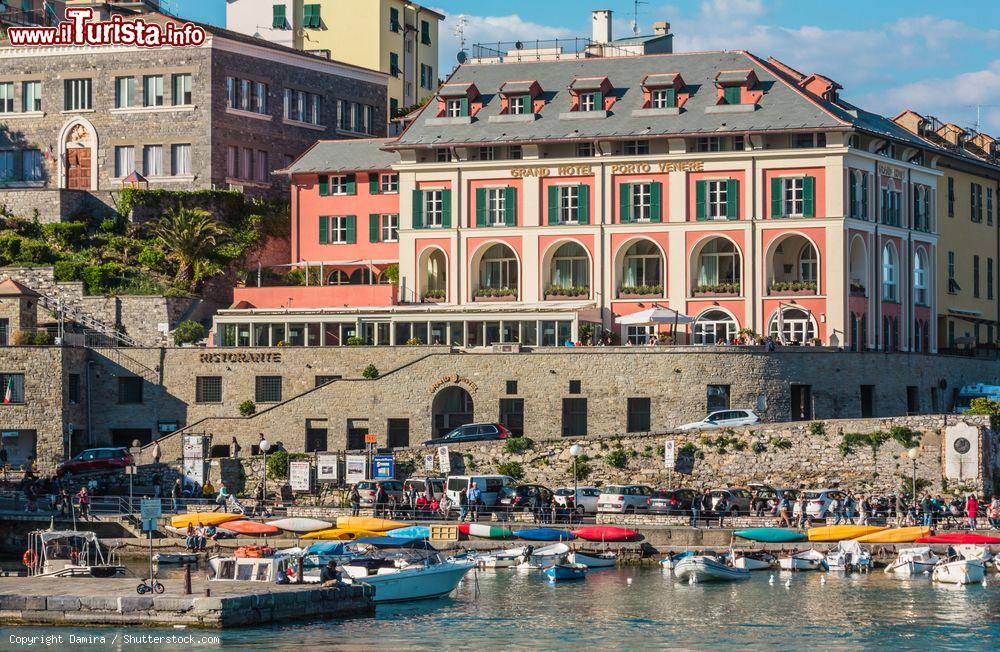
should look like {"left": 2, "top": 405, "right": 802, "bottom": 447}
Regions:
{"left": 734, "top": 528, "right": 807, "bottom": 543}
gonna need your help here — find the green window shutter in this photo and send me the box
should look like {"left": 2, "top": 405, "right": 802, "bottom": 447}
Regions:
{"left": 650, "top": 182, "right": 662, "bottom": 222}
{"left": 849, "top": 173, "right": 856, "bottom": 216}
{"left": 695, "top": 180, "right": 707, "bottom": 221}
{"left": 724, "top": 86, "right": 741, "bottom": 105}
{"left": 318, "top": 175, "right": 328, "bottom": 196}
{"left": 412, "top": 189, "right": 423, "bottom": 229}
{"left": 665, "top": 87, "right": 676, "bottom": 107}
{"left": 577, "top": 185, "right": 590, "bottom": 224}
{"left": 475, "top": 188, "right": 486, "bottom": 227}
{"left": 272, "top": 4, "right": 286, "bottom": 28}
{"left": 389, "top": 52, "right": 399, "bottom": 77}
{"left": 369, "top": 175, "right": 380, "bottom": 195}
{"left": 726, "top": 179, "right": 739, "bottom": 220}
{"left": 389, "top": 7, "right": 399, "bottom": 32}
{"left": 318, "top": 215, "right": 328, "bottom": 244}
{"left": 345, "top": 173, "right": 356, "bottom": 195}
{"left": 369, "top": 214, "right": 380, "bottom": 243}
{"left": 504, "top": 186, "right": 516, "bottom": 226}
{"left": 619, "top": 183, "right": 631, "bottom": 223}
{"left": 345, "top": 216, "right": 356, "bottom": 244}
{"left": 548, "top": 186, "right": 559, "bottom": 225}
{"left": 771, "top": 177, "right": 783, "bottom": 218}
{"left": 421, "top": 20, "right": 430, "bottom": 45}
{"left": 861, "top": 173, "right": 868, "bottom": 217}
{"left": 802, "top": 176, "right": 815, "bottom": 218}
{"left": 593, "top": 91, "right": 604, "bottom": 110}
{"left": 459, "top": 97, "right": 469, "bottom": 117}
{"left": 441, "top": 189, "right": 452, "bottom": 228}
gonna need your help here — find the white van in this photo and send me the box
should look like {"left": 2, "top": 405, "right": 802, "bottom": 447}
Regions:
{"left": 445, "top": 475, "right": 517, "bottom": 507}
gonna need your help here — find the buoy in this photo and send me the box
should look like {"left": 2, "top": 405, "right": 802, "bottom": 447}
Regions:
{"left": 768, "top": 574, "right": 775, "bottom": 585}
{"left": 627, "top": 577, "right": 633, "bottom": 586}
{"left": 784, "top": 579, "right": 791, "bottom": 588}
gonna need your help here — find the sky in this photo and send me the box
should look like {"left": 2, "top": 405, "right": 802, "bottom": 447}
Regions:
{"left": 175, "top": 0, "right": 1000, "bottom": 132}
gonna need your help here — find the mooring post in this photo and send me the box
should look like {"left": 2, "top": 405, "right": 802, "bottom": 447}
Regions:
{"left": 184, "top": 564, "right": 192, "bottom": 595}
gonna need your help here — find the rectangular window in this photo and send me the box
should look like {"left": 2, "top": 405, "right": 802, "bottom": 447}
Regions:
{"left": 783, "top": 177, "right": 804, "bottom": 216}
{"left": 508, "top": 145, "right": 522, "bottom": 160}
{"left": 696, "top": 137, "right": 721, "bottom": 152}
{"left": 0, "top": 151, "right": 12, "bottom": 181}
{"left": 723, "top": 85, "right": 741, "bottom": 104}
{"left": 424, "top": 189, "right": 444, "bottom": 226}
{"left": 172, "top": 73, "right": 192, "bottom": 105}
{"left": 21, "top": 150, "right": 41, "bottom": 181}
{"left": 315, "top": 375, "right": 341, "bottom": 387}
{"left": 195, "top": 376, "right": 222, "bottom": 403}
{"left": 255, "top": 376, "right": 282, "bottom": 403}
{"left": 626, "top": 397, "right": 651, "bottom": 433}
{"left": 509, "top": 95, "right": 528, "bottom": 114}
{"left": 792, "top": 133, "right": 818, "bottom": 148}
{"left": 387, "top": 418, "right": 410, "bottom": 448}
{"left": 435, "top": 148, "right": 450, "bottom": 163}
{"left": 64, "top": 78, "right": 92, "bottom": 110}
{"left": 302, "top": 3, "right": 321, "bottom": 28}
{"left": 380, "top": 214, "right": 398, "bottom": 242}
{"left": 558, "top": 185, "right": 580, "bottom": 224}
{"left": 114, "top": 76, "right": 134, "bottom": 108}
{"left": 239, "top": 79, "right": 250, "bottom": 111}
{"left": 506, "top": 380, "right": 518, "bottom": 395}
{"left": 330, "top": 175, "right": 351, "bottom": 195}
{"left": 576, "top": 142, "right": 595, "bottom": 158}
{"left": 68, "top": 373, "right": 80, "bottom": 404}
{"left": 325, "top": 215, "right": 352, "bottom": 243}
{"left": 420, "top": 19, "right": 431, "bottom": 45}
{"left": 651, "top": 88, "right": 674, "bottom": 109}
{"left": 707, "top": 384, "right": 731, "bottom": 412}
{"left": 389, "top": 7, "right": 400, "bottom": 32}
{"left": 117, "top": 377, "right": 143, "bottom": 404}
{"left": 733, "top": 135, "right": 746, "bottom": 151}
{"left": 251, "top": 82, "right": 267, "bottom": 114}
{"left": 226, "top": 145, "right": 237, "bottom": 178}
{"left": 948, "top": 251, "right": 957, "bottom": 293}
{"left": 446, "top": 98, "right": 464, "bottom": 117}
{"left": 390, "top": 52, "right": 400, "bottom": 77}
{"left": 0, "top": 373, "right": 25, "bottom": 403}
{"left": 380, "top": 173, "right": 398, "bottom": 193}
{"left": 486, "top": 187, "right": 506, "bottom": 226}
{"left": 569, "top": 379, "right": 582, "bottom": 394}
{"left": 142, "top": 75, "right": 163, "bottom": 107}
{"left": 499, "top": 398, "right": 524, "bottom": 438}
{"left": 479, "top": 146, "right": 495, "bottom": 161}
{"left": 624, "top": 140, "right": 649, "bottom": 156}
{"left": 255, "top": 150, "right": 268, "bottom": 182}
{"left": 631, "top": 182, "right": 651, "bottom": 221}
{"left": 580, "top": 92, "right": 597, "bottom": 112}
{"left": 22, "top": 80, "right": 41, "bottom": 112}
{"left": 561, "top": 397, "right": 587, "bottom": 437}
{"left": 142, "top": 145, "right": 163, "bottom": 177}
{"left": 989, "top": 188, "right": 994, "bottom": 225}
{"left": 947, "top": 177, "right": 955, "bottom": 217}
{"left": 171, "top": 144, "right": 191, "bottom": 176}
{"left": 974, "top": 255, "right": 981, "bottom": 298}
{"left": 115, "top": 145, "right": 135, "bottom": 178}
{"left": 226, "top": 77, "right": 236, "bottom": 109}
{"left": 989, "top": 258, "right": 994, "bottom": 300}
{"left": 707, "top": 180, "right": 728, "bottom": 219}
{"left": 272, "top": 3, "right": 286, "bottom": 28}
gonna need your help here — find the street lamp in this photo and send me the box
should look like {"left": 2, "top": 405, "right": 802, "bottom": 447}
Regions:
{"left": 570, "top": 444, "right": 582, "bottom": 515}
{"left": 260, "top": 438, "right": 271, "bottom": 504}
{"left": 907, "top": 446, "right": 920, "bottom": 507}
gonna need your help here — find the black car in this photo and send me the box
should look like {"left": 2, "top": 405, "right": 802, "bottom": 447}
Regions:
{"left": 648, "top": 489, "right": 699, "bottom": 514}
{"left": 423, "top": 422, "right": 512, "bottom": 446}
{"left": 499, "top": 484, "right": 553, "bottom": 510}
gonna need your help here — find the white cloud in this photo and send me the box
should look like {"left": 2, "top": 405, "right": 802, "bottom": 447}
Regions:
{"left": 436, "top": 11, "right": 576, "bottom": 71}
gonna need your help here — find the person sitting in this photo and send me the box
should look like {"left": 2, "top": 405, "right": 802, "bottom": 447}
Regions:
{"left": 194, "top": 522, "right": 207, "bottom": 551}
{"left": 185, "top": 523, "right": 198, "bottom": 551}
{"left": 202, "top": 480, "right": 216, "bottom": 501}
{"left": 205, "top": 524, "right": 220, "bottom": 542}
{"left": 415, "top": 494, "right": 428, "bottom": 517}
{"left": 429, "top": 497, "right": 440, "bottom": 514}
{"left": 320, "top": 560, "right": 341, "bottom": 586}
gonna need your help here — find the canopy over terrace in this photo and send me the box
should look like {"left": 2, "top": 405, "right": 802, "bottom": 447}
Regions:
{"left": 615, "top": 305, "right": 694, "bottom": 344}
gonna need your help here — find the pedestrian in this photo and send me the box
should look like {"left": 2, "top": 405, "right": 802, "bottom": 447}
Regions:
{"left": 467, "top": 482, "right": 481, "bottom": 522}
{"left": 58, "top": 486, "right": 70, "bottom": 516}
{"left": 843, "top": 494, "right": 856, "bottom": 524}
{"left": 796, "top": 494, "right": 808, "bottom": 528}
{"left": 858, "top": 495, "right": 869, "bottom": 526}
{"left": 895, "top": 492, "right": 907, "bottom": 527}
{"left": 989, "top": 496, "right": 1000, "bottom": 530}
{"left": 0, "top": 439, "right": 7, "bottom": 484}
{"left": 254, "top": 482, "right": 267, "bottom": 517}
{"left": 714, "top": 494, "right": 729, "bottom": 528}
{"left": 407, "top": 484, "right": 418, "bottom": 517}
{"left": 170, "top": 478, "right": 182, "bottom": 513}
{"left": 230, "top": 436, "right": 241, "bottom": 459}
{"left": 830, "top": 495, "right": 842, "bottom": 525}
{"left": 967, "top": 493, "right": 980, "bottom": 530}
{"left": 349, "top": 484, "right": 361, "bottom": 517}
{"left": 438, "top": 493, "right": 451, "bottom": 520}
{"left": 374, "top": 484, "right": 387, "bottom": 517}
{"left": 458, "top": 487, "right": 469, "bottom": 522}
{"left": 777, "top": 495, "right": 792, "bottom": 527}
{"left": 214, "top": 481, "right": 229, "bottom": 512}
{"left": 921, "top": 494, "right": 934, "bottom": 527}
{"left": 151, "top": 440, "right": 160, "bottom": 465}
{"left": 76, "top": 486, "right": 90, "bottom": 519}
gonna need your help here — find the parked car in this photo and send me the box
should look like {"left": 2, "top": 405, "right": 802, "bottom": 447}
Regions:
{"left": 597, "top": 485, "right": 654, "bottom": 514}
{"left": 499, "top": 484, "right": 553, "bottom": 511}
{"left": 648, "top": 488, "right": 700, "bottom": 515}
{"left": 444, "top": 475, "right": 518, "bottom": 508}
{"left": 709, "top": 488, "right": 753, "bottom": 515}
{"left": 402, "top": 477, "right": 445, "bottom": 500}
{"left": 793, "top": 488, "right": 848, "bottom": 518}
{"left": 747, "top": 483, "right": 799, "bottom": 514}
{"left": 554, "top": 486, "right": 601, "bottom": 514}
{"left": 423, "top": 423, "right": 512, "bottom": 446}
{"left": 56, "top": 447, "right": 133, "bottom": 477}
{"left": 355, "top": 479, "right": 404, "bottom": 507}
{"left": 674, "top": 409, "right": 761, "bottom": 431}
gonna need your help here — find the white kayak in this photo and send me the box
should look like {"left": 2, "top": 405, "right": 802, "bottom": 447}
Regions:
{"left": 885, "top": 547, "right": 939, "bottom": 577}
{"left": 779, "top": 549, "right": 827, "bottom": 571}
{"left": 568, "top": 550, "right": 617, "bottom": 569}
{"left": 154, "top": 552, "right": 199, "bottom": 564}
{"left": 932, "top": 559, "right": 986, "bottom": 585}
{"left": 265, "top": 518, "right": 333, "bottom": 533}
{"left": 673, "top": 556, "right": 750, "bottom": 583}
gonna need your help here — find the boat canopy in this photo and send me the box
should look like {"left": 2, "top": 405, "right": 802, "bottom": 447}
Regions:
{"left": 356, "top": 536, "right": 436, "bottom": 549}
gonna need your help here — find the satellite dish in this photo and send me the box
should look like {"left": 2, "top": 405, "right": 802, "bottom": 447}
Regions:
{"left": 515, "top": 40, "right": 523, "bottom": 50}
{"left": 457, "top": 50, "right": 468, "bottom": 64}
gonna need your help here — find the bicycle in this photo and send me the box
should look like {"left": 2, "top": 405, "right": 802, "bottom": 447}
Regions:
{"left": 136, "top": 578, "right": 165, "bottom": 595}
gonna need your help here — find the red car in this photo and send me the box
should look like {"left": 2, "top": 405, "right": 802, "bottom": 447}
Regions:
{"left": 57, "top": 447, "right": 133, "bottom": 477}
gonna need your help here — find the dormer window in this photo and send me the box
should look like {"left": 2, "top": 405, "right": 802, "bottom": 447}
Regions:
{"left": 430, "top": 82, "right": 479, "bottom": 124}
{"left": 446, "top": 98, "right": 467, "bottom": 118}
{"left": 509, "top": 96, "right": 528, "bottom": 115}
{"left": 651, "top": 88, "right": 676, "bottom": 109}
{"left": 580, "top": 92, "right": 599, "bottom": 112}
{"left": 708, "top": 70, "right": 762, "bottom": 113}
{"left": 566, "top": 76, "right": 611, "bottom": 117}
{"left": 723, "top": 86, "right": 742, "bottom": 105}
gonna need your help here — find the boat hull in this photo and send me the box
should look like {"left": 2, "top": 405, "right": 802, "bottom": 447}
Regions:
{"left": 732, "top": 556, "right": 773, "bottom": 571}
{"left": 354, "top": 561, "right": 475, "bottom": 603}
{"left": 571, "top": 526, "right": 639, "bottom": 542}
{"left": 335, "top": 516, "right": 410, "bottom": 532}
{"left": 916, "top": 533, "right": 1000, "bottom": 545}
{"left": 674, "top": 557, "right": 750, "bottom": 582}
{"left": 170, "top": 513, "right": 242, "bottom": 529}
{"left": 568, "top": 551, "right": 617, "bottom": 568}
{"left": 887, "top": 560, "right": 937, "bottom": 577}
{"left": 514, "top": 528, "right": 576, "bottom": 542}
{"left": 218, "top": 520, "right": 281, "bottom": 536}
{"left": 265, "top": 518, "right": 333, "bottom": 533}
{"left": 465, "top": 523, "right": 513, "bottom": 539}
{"left": 301, "top": 528, "right": 385, "bottom": 540}
{"left": 932, "top": 560, "right": 986, "bottom": 585}
{"left": 544, "top": 564, "right": 587, "bottom": 582}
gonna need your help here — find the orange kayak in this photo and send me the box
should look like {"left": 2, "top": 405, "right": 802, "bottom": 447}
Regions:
{"left": 218, "top": 520, "right": 281, "bottom": 536}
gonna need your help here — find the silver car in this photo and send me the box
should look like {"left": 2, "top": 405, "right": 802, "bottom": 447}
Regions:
{"left": 597, "top": 484, "right": 653, "bottom": 514}
{"left": 554, "top": 486, "right": 601, "bottom": 514}
{"left": 675, "top": 409, "right": 761, "bottom": 431}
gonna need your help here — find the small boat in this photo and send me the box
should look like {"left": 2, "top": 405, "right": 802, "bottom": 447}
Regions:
{"left": 855, "top": 526, "right": 930, "bottom": 544}
{"left": 514, "top": 528, "right": 576, "bottom": 542}
{"left": 210, "top": 547, "right": 310, "bottom": 583}
{"left": 24, "top": 530, "right": 126, "bottom": 578}
{"left": 387, "top": 525, "right": 431, "bottom": 539}
{"left": 885, "top": 547, "right": 940, "bottom": 576}
{"left": 673, "top": 555, "right": 750, "bottom": 583}
{"left": 218, "top": 520, "right": 281, "bottom": 536}
{"left": 778, "top": 549, "right": 828, "bottom": 571}
{"left": 170, "top": 513, "right": 243, "bottom": 528}
{"left": 568, "top": 550, "right": 617, "bottom": 568}
{"left": 459, "top": 523, "right": 513, "bottom": 539}
{"left": 340, "top": 544, "right": 475, "bottom": 602}
{"left": 954, "top": 544, "right": 992, "bottom": 563}
{"left": 825, "top": 540, "right": 871, "bottom": 572}
{"left": 660, "top": 551, "right": 695, "bottom": 570}
{"left": 301, "top": 528, "right": 385, "bottom": 540}
{"left": 916, "top": 533, "right": 1000, "bottom": 545}
{"left": 153, "top": 552, "right": 199, "bottom": 564}
{"left": 544, "top": 563, "right": 587, "bottom": 582}
{"left": 335, "top": 516, "right": 411, "bottom": 532}
{"left": 806, "top": 525, "right": 886, "bottom": 542}
{"left": 932, "top": 558, "right": 986, "bottom": 585}
{"left": 265, "top": 517, "right": 333, "bottom": 533}
{"left": 730, "top": 550, "right": 776, "bottom": 571}
{"left": 734, "top": 528, "right": 806, "bottom": 543}
{"left": 571, "top": 526, "right": 639, "bottom": 542}
{"left": 517, "top": 543, "right": 570, "bottom": 569}
{"left": 477, "top": 546, "right": 528, "bottom": 569}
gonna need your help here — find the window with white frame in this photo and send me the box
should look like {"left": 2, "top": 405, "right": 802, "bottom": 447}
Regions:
{"left": 329, "top": 216, "right": 349, "bottom": 243}
{"left": 143, "top": 75, "right": 163, "bottom": 107}
{"left": 508, "top": 145, "right": 522, "bottom": 160}
{"left": 580, "top": 92, "right": 597, "bottom": 112}
{"left": 380, "top": 173, "right": 398, "bottom": 193}
{"left": 651, "top": 89, "right": 672, "bottom": 109}
{"left": 624, "top": 140, "right": 649, "bottom": 156}
{"left": 435, "top": 148, "right": 449, "bottom": 162}
{"left": 239, "top": 79, "right": 251, "bottom": 111}
{"left": 783, "top": 177, "right": 805, "bottom": 217}
{"left": 798, "top": 243, "right": 817, "bottom": 283}
{"left": 486, "top": 187, "right": 506, "bottom": 226}
{"left": 21, "top": 150, "right": 41, "bottom": 181}
{"left": 479, "top": 147, "right": 495, "bottom": 161}
{"left": 882, "top": 243, "right": 898, "bottom": 301}
{"left": 707, "top": 180, "right": 728, "bottom": 219}
{"left": 693, "top": 310, "right": 737, "bottom": 345}
{"left": 626, "top": 325, "right": 656, "bottom": 345}
{"left": 851, "top": 170, "right": 865, "bottom": 218}
{"left": 480, "top": 243, "right": 518, "bottom": 290}
{"left": 143, "top": 145, "right": 163, "bottom": 177}
{"left": 114, "top": 76, "right": 134, "bottom": 108}
{"left": 622, "top": 240, "right": 662, "bottom": 289}
{"left": 446, "top": 99, "right": 463, "bottom": 117}
{"left": 697, "top": 238, "right": 740, "bottom": 288}
{"left": 226, "top": 145, "right": 237, "bottom": 178}
{"left": 330, "top": 175, "right": 349, "bottom": 195}
{"left": 172, "top": 73, "right": 192, "bottom": 106}
{"left": 696, "top": 137, "right": 721, "bottom": 152}
{"left": 380, "top": 214, "right": 399, "bottom": 242}
{"left": 631, "top": 183, "right": 651, "bottom": 221}
{"left": 0, "top": 151, "right": 13, "bottom": 180}
{"left": 558, "top": 186, "right": 580, "bottom": 224}
{"left": 550, "top": 242, "right": 589, "bottom": 291}
{"left": 171, "top": 144, "right": 191, "bottom": 176}
{"left": 115, "top": 146, "right": 134, "bottom": 178}
{"left": 768, "top": 308, "right": 815, "bottom": 343}
{"left": 251, "top": 81, "right": 267, "bottom": 114}
{"left": 22, "top": 81, "right": 41, "bottom": 112}
{"left": 509, "top": 95, "right": 528, "bottom": 114}
{"left": 424, "top": 189, "right": 443, "bottom": 226}
{"left": 63, "top": 78, "right": 91, "bottom": 110}
{"left": 913, "top": 249, "right": 928, "bottom": 305}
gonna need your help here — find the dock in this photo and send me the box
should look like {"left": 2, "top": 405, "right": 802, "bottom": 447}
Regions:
{"left": 0, "top": 577, "right": 373, "bottom": 628}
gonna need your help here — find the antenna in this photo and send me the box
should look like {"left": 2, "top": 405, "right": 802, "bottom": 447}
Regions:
{"left": 453, "top": 14, "right": 468, "bottom": 53}
{"left": 967, "top": 104, "right": 1000, "bottom": 133}
{"left": 631, "top": 0, "right": 648, "bottom": 35}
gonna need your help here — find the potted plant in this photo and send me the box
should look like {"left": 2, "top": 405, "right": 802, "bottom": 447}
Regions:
{"left": 618, "top": 284, "right": 663, "bottom": 299}
{"left": 423, "top": 289, "right": 446, "bottom": 303}
{"left": 769, "top": 280, "right": 817, "bottom": 296}
{"left": 474, "top": 287, "right": 517, "bottom": 302}
{"left": 692, "top": 282, "right": 740, "bottom": 297}
{"left": 544, "top": 286, "right": 589, "bottom": 300}
{"left": 850, "top": 282, "right": 866, "bottom": 296}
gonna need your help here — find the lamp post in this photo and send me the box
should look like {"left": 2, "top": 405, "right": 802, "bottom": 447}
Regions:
{"left": 260, "top": 438, "right": 271, "bottom": 505}
{"left": 570, "top": 444, "right": 582, "bottom": 516}
{"left": 907, "top": 446, "right": 920, "bottom": 507}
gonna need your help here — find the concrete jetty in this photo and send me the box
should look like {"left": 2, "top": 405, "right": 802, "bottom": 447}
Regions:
{"left": 0, "top": 577, "right": 373, "bottom": 628}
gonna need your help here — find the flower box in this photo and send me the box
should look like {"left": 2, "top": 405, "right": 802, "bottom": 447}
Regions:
{"left": 422, "top": 296, "right": 445, "bottom": 303}
{"left": 474, "top": 294, "right": 517, "bottom": 303}
{"left": 769, "top": 288, "right": 817, "bottom": 296}
{"left": 618, "top": 292, "right": 662, "bottom": 300}
{"left": 545, "top": 293, "right": 589, "bottom": 301}
{"left": 692, "top": 290, "right": 739, "bottom": 298}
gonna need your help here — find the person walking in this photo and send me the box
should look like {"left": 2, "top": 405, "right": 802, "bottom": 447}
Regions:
{"left": 349, "top": 485, "right": 361, "bottom": 517}
{"left": 151, "top": 440, "right": 161, "bottom": 466}
{"left": 467, "top": 482, "right": 481, "bottom": 522}
{"left": 690, "top": 492, "right": 702, "bottom": 528}
{"left": 830, "top": 495, "right": 842, "bottom": 525}
{"left": 458, "top": 487, "right": 469, "bottom": 522}
{"left": 843, "top": 494, "right": 856, "bottom": 524}
{"left": 858, "top": 495, "right": 869, "bottom": 526}
{"left": 989, "top": 496, "right": 1000, "bottom": 530}
{"left": 230, "top": 436, "right": 241, "bottom": 459}
{"left": 796, "top": 494, "right": 809, "bottom": 528}
{"left": 374, "top": 484, "right": 387, "bottom": 517}
{"left": 966, "top": 493, "right": 980, "bottom": 530}
{"left": 715, "top": 494, "right": 729, "bottom": 529}
{"left": 895, "top": 492, "right": 907, "bottom": 527}
{"left": 214, "top": 481, "right": 230, "bottom": 512}
{"left": 170, "top": 478, "right": 182, "bottom": 513}
{"left": 777, "top": 495, "right": 792, "bottom": 527}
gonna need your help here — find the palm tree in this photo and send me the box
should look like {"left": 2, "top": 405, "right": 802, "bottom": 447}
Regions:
{"left": 152, "top": 208, "right": 226, "bottom": 290}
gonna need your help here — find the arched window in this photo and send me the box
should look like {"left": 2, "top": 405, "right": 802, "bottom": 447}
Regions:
{"left": 882, "top": 243, "right": 898, "bottom": 301}
{"left": 798, "top": 243, "right": 817, "bottom": 284}
{"left": 693, "top": 310, "right": 737, "bottom": 345}
{"left": 328, "top": 270, "right": 349, "bottom": 285}
{"left": 849, "top": 237, "right": 867, "bottom": 295}
{"left": 851, "top": 170, "right": 866, "bottom": 218}
{"left": 696, "top": 238, "right": 740, "bottom": 290}
{"left": 479, "top": 244, "right": 518, "bottom": 291}
{"left": 913, "top": 249, "right": 928, "bottom": 305}
{"left": 348, "top": 268, "right": 373, "bottom": 285}
{"left": 422, "top": 249, "right": 447, "bottom": 298}
{"left": 550, "top": 242, "right": 589, "bottom": 290}
{"left": 768, "top": 308, "right": 816, "bottom": 344}
{"left": 621, "top": 240, "right": 662, "bottom": 290}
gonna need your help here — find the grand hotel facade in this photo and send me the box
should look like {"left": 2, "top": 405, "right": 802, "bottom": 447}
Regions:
{"left": 213, "top": 49, "right": 999, "bottom": 353}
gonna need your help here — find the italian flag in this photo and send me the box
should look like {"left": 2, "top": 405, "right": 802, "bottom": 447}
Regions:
{"left": 3, "top": 376, "right": 13, "bottom": 404}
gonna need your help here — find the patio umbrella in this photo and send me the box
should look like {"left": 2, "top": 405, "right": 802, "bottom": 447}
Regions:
{"left": 615, "top": 305, "right": 694, "bottom": 343}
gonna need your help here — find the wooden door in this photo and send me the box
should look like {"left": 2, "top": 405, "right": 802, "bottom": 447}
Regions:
{"left": 66, "top": 148, "right": 90, "bottom": 189}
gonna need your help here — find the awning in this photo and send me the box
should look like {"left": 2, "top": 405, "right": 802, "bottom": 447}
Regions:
{"left": 615, "top": 306, "right": 694, "bottom": 326}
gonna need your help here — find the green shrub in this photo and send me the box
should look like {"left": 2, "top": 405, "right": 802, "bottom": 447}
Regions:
{"left": 808, "top": 422, "right": 826, "bottom": 437}
{"left": 751, "top": 441, "right": 767, "bottom": 455}
{"left": 0, "top": 234, "right": 21, "bottom": 263}
{"left": 31, "top": 330, "right": 52, "bottom": 345}
{"left": 137, "top": 246, "right": 165, "bottom": 269}
{"left": 173, "top": 320, "right": 205, "bottom": 346}
{"left": 570, "top": 459, "right": 592, "bottom": 480}
{"left": 346, "top": 336, "right": 364, "bottom": 346}
{"left": 771, "top": 437, "right": 793, "bottom": 450}
{"left": 497, "top": 460, "right": 524, "bottom": 480}
{"left": 98, "top": 217, "right": 122, "bottom": 234}
{"left": 504, "top": 436, "right": 534, "bottom": 454}
{"left": 18, "top": 239, "right": 52, "bottom": 264}
{"left": 41, "top": 222, "right": 87, "bottom": 250}
{"left": 53, "top": 259, "right": 84, "bottom": 282}
{"left": 604, "top": 448, "right": 628, "bottom": 469}
{"left": 362, "top": 364, "right": 379, "bottom": 379}
{"left": 238, "top": 400, "right": 256, "bottom": 417}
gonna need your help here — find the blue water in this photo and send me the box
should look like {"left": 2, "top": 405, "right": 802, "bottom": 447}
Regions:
{"left": 4, "top": 568, "right": 1000, "bottom": 650}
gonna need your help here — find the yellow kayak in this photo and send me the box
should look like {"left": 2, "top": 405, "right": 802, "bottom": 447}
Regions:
{"left": 806, "top": 525, "right": 886, "bottom": 542}
{"left": 170, "top": 513, "right": 243, "bottom": 528}
{"left": 335, "top": 516, "right": 411, "bottom": 532}
{"left": 854, "top": 526, "right": 930, "bottom": 543}
{"left": 301, "top": 528, "right": 385, "bottom": 540}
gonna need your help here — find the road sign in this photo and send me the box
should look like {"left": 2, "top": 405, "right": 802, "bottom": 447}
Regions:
{"left": 140, "top": 499, "right": 161, "bottom": 532}
{"left": 364, "top": 433, "right": 378, "bottom": 444}
{"left": 424, "top": 454, "right": 435, "bottom": 471}
{"left": 437, "top": 446, "right": 451, "bottom": 474}
{"left": 664, "top": 440, "right": 676, "bottom": 468}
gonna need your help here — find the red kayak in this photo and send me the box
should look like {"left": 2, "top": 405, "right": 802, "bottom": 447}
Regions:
{"left": 572, "top": 526, "right": 640, "bottom": 542}
{"left": 915, "top": 533, "right": 1000, "bottom": 545}
{"left": 218, "top": 520, "right": 281, "bottom": 536}
{"left": 457, "top": 523, "right": 470, "bottom": 535}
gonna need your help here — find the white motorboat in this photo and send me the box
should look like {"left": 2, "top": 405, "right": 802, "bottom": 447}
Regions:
{"left": 154, "top": 552, "right": 200, "bottom": 564}
{"left": 954, "top": 544, "right": 991, "bottom": 563}
{"left": 731, "top": 551, "right": 776, "bottom": 571}
{"left": 778, "top": 549, "right": 827, "bottom": 571}
{"left": 568, "top": 550, "right": 617, "bottom": 569}
{"left": 932, "top": 558, "right": 986, "bottom": 585}
{"left": 24, "top": 530, "right": 125, "bottom": 578}
{"left": 660, "top": 551, "right": 696, "bottom": 571}
{"left": 341, "top": 550, "right": 475, "bottom": 602}
{"left": 209, "top": 547, "right": 312, "bottom": 583}
{"left": 477, "top": 546, "right": 527, "bottom": 569}
{"left": 673, "top": 555, "right": 750, "bottom": 583}
{"left": 825, "top": 541, "right": 871, "bottom": 572}
{"left": 516, "top": 543, "right": 570, "bottom": 569}
{"left": 885, "top": 547, "right": 939, "bottom": 577}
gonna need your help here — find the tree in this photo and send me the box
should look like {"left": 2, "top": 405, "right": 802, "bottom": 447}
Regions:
{"left": 173, "top": 320, "right": 205, "bottom": 346}
{"left": 966, "top": 398, "right": 1000, "bottom": 415}
{"left": 152, "top": 208, "right": 226, "bottom": 291}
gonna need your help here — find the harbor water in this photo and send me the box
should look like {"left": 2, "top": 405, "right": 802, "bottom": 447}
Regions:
{"left": 5, "top": 565, "right": 1000, "bottom": 650}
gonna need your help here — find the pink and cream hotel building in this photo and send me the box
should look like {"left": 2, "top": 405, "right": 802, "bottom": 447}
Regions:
{"left": 215, "top": 50, "right": 944, "bottom": 351}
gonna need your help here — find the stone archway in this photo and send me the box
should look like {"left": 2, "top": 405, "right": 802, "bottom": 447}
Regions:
{"left": 431, "top": 385, "right": 474, "bottom": 437}
{"left": 58, "top": 117, "right": 98, "bottom": 190}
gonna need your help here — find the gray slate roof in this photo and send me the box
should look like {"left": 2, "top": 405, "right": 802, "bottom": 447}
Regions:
{"left": 285, "top": 138, "right": 397, "bottom": 174}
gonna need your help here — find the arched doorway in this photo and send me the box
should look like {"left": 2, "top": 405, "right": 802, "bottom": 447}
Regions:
{"left": 432, "top": 386, "right": 474, "bottom": 437}
{"left": 59, "top": 118, "right": 98, "bottom": 190}
{"left": 418, "top": 248, "right": 447, "bottom": 301}
{"left": 693, "top": 309, "right": 738, "bottom": 344}
{"left": 768, "top": 307, "right": 817, "bottom": 344}
{"left": 849, "top": 236, "right": 868, "bottom": 296}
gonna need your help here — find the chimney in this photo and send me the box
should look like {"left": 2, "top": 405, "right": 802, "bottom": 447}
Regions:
{"left": 592, "top": 9, "right": 612, "bottom": 45}
{"left": 653, "top": 21, "right": 670, "bottom": 36}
